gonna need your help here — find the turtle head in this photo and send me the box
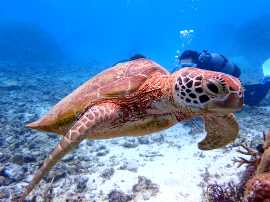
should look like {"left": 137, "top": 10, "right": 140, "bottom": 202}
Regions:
{"left": 172, "top": 67, "right": 244, "bottom": 114}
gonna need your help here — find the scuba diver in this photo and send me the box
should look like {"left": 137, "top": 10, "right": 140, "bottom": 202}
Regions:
{"left": 112, "top": 54, "right": 146, "bottom": 66}
{"left": 177, "top": 50, "right": 270, "bottom": 106}
{"left": 114, "top": 51, "right": 269, "bottom": 106}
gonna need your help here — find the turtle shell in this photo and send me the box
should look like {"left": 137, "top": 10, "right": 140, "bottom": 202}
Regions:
{"left": 27, "top": 58, "right": 169, "bottom": 135}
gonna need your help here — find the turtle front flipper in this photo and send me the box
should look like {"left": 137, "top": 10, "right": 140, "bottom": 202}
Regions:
{"left": 19, "top": 103, "right": 120, "bottom": 201}
{"left": 198, "top": 113, "right": 239, "bottom": 150}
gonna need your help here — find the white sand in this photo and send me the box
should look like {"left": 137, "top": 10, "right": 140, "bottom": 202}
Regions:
{"left": 50, "top": 123, "right": 246, "bottom": 202}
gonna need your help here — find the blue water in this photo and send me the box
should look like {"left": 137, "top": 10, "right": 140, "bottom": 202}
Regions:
{"left": 0, "top": 0, "right": 269, "bottom": 70}
{"left": 1, "top": 1, "right": 270, "bottom": 201}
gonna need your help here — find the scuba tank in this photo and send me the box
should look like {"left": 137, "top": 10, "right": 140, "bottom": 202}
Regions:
{"left": 198, "top": 50, "right": 241, "bottom": 77}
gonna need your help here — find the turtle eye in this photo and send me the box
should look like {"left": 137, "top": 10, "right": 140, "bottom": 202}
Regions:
{"left": 206, "top": 82, "right": 219, "bottom": 94}
{"left": 203, "top": 79, "right": 225, "bottom": 96}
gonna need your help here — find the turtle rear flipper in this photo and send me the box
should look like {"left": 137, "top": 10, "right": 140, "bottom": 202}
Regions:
{"left": 198, "top": 113, "right": 239, "bottom": 150}
{"left": 19, "top": 102, "right": 120, "bottom": 201}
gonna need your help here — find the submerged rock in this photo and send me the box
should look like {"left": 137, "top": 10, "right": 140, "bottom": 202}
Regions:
{"left": 0, "top": 79, "right": 21, "bottom": 92}
{"left": 122, "top": 138, "right": 139, "bottom": 148}
{"left": 96, "top": 149, "right": 109, "bottom": 157}
{"left": 151, "top": 134, "right": 165, "bottom": 143}
{"left": 120, "top": 160, "right": 139, "bottom": 172}
{"left": 0, "top": 175, "right": 11, "bottom": 186}
{"left": 64, "top": 192, "right": 87, "bottom": 202}
{"left": 76, "top": 176, "right": 89, "bottom": 193}
{"left": 0, "top": 188, "right": 10, "bottom": 199}
{"left": 100, "top": 168, "right": 115, "bottom": 180}
{"left": 138, "top": 137, "right": 150, "bottom": 145}
{"left": 132, "top": 176, "right": 160, "bottom": 199}
{"left": 0, "top": 163, "right": 26, "bottom": 182}
{"left": 205, "top": 183, "right": 236, "bottom": 202}
{"left": 44, "top": 168, "right": 66, "bottom": 183}
{"left": 12, "top": 153, "right": 36, "bottom": 165}
{"left": 62, "top": 153, "right": 75, "bottom": 162}
{"left": 0, "top": 152, "right": 10, "bottom": 163}
{"left": 95, "top": 144, "right": 109, "bottom": 157}
{"left": 108, "top": 190, "right": 132, "bottom": 202}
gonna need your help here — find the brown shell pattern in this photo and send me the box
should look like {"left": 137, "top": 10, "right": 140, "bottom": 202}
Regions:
{"left": 27, "top": 58, "right": 169, "bottom": 135}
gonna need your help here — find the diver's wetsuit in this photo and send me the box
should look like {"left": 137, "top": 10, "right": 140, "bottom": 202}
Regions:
{"left": 244, "top": 81, "right": 270, "bottom": 106}
{"left": 178, "top": 50, "right": 270, "bottom": 106}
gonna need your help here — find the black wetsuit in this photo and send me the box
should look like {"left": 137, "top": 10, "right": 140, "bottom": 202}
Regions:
{"left": 244, "top": 82, "right": 270, "bottom": 106}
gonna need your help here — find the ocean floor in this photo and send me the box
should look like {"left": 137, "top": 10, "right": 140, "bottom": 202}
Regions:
{"left": 0, "top": 65, "right": 269, "bottom": 202}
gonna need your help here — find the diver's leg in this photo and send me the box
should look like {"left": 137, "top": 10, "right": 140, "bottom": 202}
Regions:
{"left": 244, "top": 83, "right": 270, "bottom": 106}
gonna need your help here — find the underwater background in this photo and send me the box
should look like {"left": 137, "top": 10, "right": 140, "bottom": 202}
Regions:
{"left": 0, "top": 0, "right": 270, "bottom": 201}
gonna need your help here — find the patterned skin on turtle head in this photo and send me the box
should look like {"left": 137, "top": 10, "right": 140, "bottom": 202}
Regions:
{"left": 173, "top": 67, "right": 243, "bottom": 114}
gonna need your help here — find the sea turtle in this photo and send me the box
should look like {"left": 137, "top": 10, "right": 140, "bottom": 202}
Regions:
{"left": 19, "top": 58, "right": 243, "bottom": 201}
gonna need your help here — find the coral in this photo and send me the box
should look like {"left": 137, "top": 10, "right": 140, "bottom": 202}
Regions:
{"left": 244, "top": 173, "right": 270, "bottom": 201}
{"left": 205, "top": 131, "right": 270, "bottom": 202}
{"left": 256, "top": 131, "right": 270, "bottom": 174}
{"left": 132, "top": 176, "right": 160, "bottom": 201}
{"left": 205, "top": 183, "right": 242, "bottom": 202}
{"left": 108, "top": 190, "right": 132, "bottom": 202}
{"left": 243, "top": 131, "right": 270, "bottom": 201}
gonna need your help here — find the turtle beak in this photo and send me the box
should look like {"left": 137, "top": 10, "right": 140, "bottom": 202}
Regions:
{"left": 222, "top": 93, "right": 243, "bottom": 111}
{"left": 207, "top": 93, "right": 244, "bottom": 113}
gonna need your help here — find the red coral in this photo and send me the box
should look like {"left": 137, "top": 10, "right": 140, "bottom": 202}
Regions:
{"left": 244, "top": 173, "right": 270, "bottom": 202}
{"left": 205, "top": 131, "right": 270, "bottom": 202}
{"left": 243, "top": 131, "right": 270, "bottom": 201}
